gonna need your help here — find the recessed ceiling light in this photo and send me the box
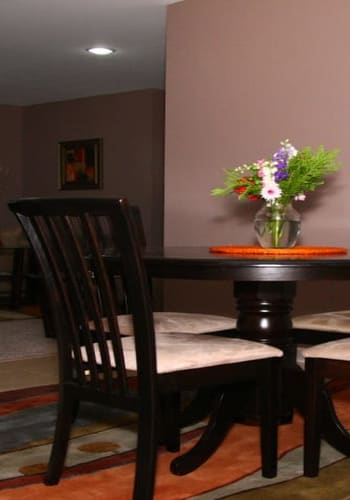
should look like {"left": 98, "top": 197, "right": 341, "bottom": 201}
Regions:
{"left": 87, "top": 47, "right": 116, "bottom": 56}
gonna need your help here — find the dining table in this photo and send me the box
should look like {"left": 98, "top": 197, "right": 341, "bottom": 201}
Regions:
{"left": 105, "top": 244, "right": 350, "bottom": 469}
{"left": 134, "top": 245, "right": 350, "bottom": 353}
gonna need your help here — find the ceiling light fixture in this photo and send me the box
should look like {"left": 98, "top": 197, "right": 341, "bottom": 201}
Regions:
{"left": 87, "top": 47, "right": 116, "bottom": 56}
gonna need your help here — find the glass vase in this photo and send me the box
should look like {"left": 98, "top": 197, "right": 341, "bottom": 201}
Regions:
{"left": 254, "top": 202, "right": 301, "bottom": 248}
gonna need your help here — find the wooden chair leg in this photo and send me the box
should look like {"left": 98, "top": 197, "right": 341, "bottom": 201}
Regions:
{"left": 134, "top": 406, "right": 158, "bottom": 500}
{"left": 320, "top": 385, "right": 350, "bottom": 455}
{"left": 304, "top": 359, "right": 323, "bottom": 477}
{"left": 10, "top": 248, "right": 26, "bottom": 309}
{"left": 159, "top": 392, "right": 181, "bottom": 452}
{"left": 44, "top": 390, "right": 77, "bottom": 485}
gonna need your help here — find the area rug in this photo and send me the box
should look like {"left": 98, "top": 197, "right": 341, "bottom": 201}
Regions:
{"left": 1, "top": 387, "right": 350, "bottom": 499}
{"left": 220, "top": 459, "right": 350, "bottom": 499}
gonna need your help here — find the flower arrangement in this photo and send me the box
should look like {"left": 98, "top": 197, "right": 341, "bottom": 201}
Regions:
{"left": 211, "top": 140, "right": 342, "bottom": 248}
{"left": 211, "top": 139, "right": 341, "bottom": 206}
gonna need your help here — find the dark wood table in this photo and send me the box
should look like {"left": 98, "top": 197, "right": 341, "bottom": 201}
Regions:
{"left": 106, "top": 246, "right": 350, "bottom": 466}
{"left": 139, "top": 246, "right": 350, "bottom": 350}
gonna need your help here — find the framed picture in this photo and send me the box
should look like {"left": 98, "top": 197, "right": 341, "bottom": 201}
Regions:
{"left": 59, "top": 138, "right": 102, "bottom": 190}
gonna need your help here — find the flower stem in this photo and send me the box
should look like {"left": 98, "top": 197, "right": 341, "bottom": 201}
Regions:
{"left": 271, "top": 219, "right": 284, "bottom": 247}
{"left": 270, "top": 205, "right": 285, "bottom": 248}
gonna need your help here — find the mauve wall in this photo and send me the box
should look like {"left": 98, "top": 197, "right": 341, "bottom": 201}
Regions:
{"left": 163, "top": 0, "right": 350, "bottom": 315}
{"left": 22, "top": 89, "right": 164, "bottom": 245}
{"left": 0, "top": 106, "right": 23, "bottom": 228}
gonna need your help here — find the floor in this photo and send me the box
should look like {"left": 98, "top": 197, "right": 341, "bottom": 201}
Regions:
{"left": 0, "top": 355, "right": 58, "bottom": 392}
{"left": 0, "top": 303, "right": 59, "bottom": 392}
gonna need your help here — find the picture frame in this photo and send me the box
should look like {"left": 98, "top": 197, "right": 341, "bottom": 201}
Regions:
{"left": 59, "top": 138, "right": 103, "bottom": 190}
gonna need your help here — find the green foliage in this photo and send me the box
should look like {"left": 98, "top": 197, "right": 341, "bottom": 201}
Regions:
{"left": 278, "top": 146, "right": 341, "bottom": 204}
{"left": 211, "top": 170, "right": 244, "bottom": 197}
{"left": 211, "top": 142, "right": 342, "bottom": 205}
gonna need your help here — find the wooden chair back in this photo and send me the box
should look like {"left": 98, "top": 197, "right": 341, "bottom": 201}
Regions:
{"left": 8, "top": 197, "right": 156, "bottom": 406}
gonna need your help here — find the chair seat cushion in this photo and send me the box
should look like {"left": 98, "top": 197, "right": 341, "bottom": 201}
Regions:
{"left": 117, "top": 312, "right": 237, "bottom": 336}
{"left": 82, "top": 333, "right": 282, "bottom": 374}
{"left": 293, "top": 310, "right": 350, "bottom": 334}
{"left": 298, "top": 338, "right": 350, "bottom": 364}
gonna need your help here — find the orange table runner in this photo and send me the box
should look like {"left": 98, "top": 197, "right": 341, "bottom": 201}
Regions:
{"left": 209, "top": 245, "right": 348, "bottom": 256}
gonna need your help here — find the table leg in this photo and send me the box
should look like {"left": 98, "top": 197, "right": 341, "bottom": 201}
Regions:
{"left": 234, "top": 281, "right": 297, "bottom": 422}
{"left": 234, "top": 281, "right": 296, "bottom": 351}
{"left": 233, "top": 281, "right": 350, "bottom": 455}
{"left": 172, "top": 281, "right": 297, "bottom": 473}
{"left": 171, "top": 388, "right": 235, "bottom": 475}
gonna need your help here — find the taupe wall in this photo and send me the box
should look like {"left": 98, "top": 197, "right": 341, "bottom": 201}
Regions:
{"left": 0, "top": 106, "right": 23, "bottom": 228}
{"left": 0, "top": 89, "right": 164, "bottom": 245}
{"left": 164, "top": 0, "right": 350, "bottom": 315}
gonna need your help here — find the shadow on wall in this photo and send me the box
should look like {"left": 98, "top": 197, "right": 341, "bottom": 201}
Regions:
{"left": 163, "top": 280, "right": 237, "bottom": 317}
{"left": 164, "top": 279, "right": 350, "bottom": 319}
{"left": 294, "top": 281, "right": 350, "bottom": 315}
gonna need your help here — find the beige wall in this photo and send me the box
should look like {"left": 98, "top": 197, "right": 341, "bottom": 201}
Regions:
{"left": 0, "top": 106, "right": 23, "bottom": 228}
{"left": 0, "top": 89, "right": 164, "bottom": 245}
{"left": 164, "top": 0, "right": 350, "bottom": 315}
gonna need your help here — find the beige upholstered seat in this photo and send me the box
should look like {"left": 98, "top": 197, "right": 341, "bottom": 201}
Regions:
{"left": 293, "top": 310, "right": 350, "bottom": 334}
{"left": 117, "top": 311, "right": 237, "bottom": 336}
{"left": 297, "top": 338, "right": 350, "bottom": 370}
{"left": 298, "top": 338, "right": 350, "bottom": 363}
{"left": 82, "top": 332, "right": 281, "bottom": 373}
{"left": 90, "top": 312, "right": 237, "bottom": 338}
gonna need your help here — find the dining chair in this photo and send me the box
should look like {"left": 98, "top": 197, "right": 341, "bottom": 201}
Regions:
{"left": 298, "top": 339, "right": 350, "bottom": 477}
{"left": 293, "top": 311, "right": 350, "bottom": 345}
{"left": 100, "top": 204, "right": 238, "bottom": 442}
{"left": 113, "top": 205, "right": 238, "bottom": 338}
{"left": 292, "top": 310, "right": 350, "bottom": 422}
{"left": 9, "top": 197, "right": 283, "bottom": 500}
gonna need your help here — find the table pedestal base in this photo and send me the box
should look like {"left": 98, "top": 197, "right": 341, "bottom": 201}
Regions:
{"left": 234, "top": 281, "right": 296, "bottom": 351}
{"left": 172, "top": 280, "right": 350, "bottom": 475}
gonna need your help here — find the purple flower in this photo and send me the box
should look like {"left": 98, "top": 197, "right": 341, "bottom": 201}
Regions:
{"left": 275, "top": 168, "right": 289, "bottom": 181}
{"left": 272, "top": 141, "right": 297, "bottom": 183}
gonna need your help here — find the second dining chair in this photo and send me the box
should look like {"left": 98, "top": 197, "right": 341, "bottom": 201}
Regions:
{"left": 293, "top": 310, "right": 350, "bottom": 345}
{"left": 9, "top": 197, "right": 283, "bottom": 500}
{"left": 298, "top": 339, "right": 350, "bottom": 477}
{"left": 96, "top": 203, "right": 238, "bottom": 448}
{"left": 108, "top": 205, "right": 238, "bottom": 339}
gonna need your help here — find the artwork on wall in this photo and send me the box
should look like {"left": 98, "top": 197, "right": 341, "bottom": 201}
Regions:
{"left": 59, "top": 138, "right": 102, "bottom": 190}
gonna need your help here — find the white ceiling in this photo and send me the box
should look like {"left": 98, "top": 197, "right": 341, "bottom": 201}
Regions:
{"left": 0, "top": 0, "right": 179, "bottom": 106}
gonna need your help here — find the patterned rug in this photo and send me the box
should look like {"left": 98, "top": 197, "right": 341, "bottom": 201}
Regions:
{"left": 1, "top": 386, "right": 350, "bottom": 499}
